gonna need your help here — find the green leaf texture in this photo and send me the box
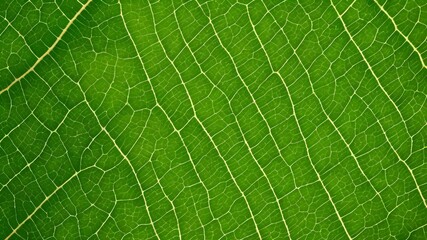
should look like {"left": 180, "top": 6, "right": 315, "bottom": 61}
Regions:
{"left": 1, "top": 0, "right": 426, "bottom": 239}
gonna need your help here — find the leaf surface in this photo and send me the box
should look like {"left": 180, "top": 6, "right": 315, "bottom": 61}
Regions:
{"left": 1, "top": 0, "right": 426, "bottom": 239}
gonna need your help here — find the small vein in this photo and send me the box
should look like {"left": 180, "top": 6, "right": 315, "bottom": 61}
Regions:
{"left": 146, "top": 3, "right": 262, "bottom": 239}
{"left": 0, "top": 0, "right": 93, "bottom": 95}
{"left": 330, "top": 0, "right": 426, "bottom": 209}
{"left": 246, "top": 2, "right": 352, "bottom": 238}
{"left": 75, "top": 83, "right": 161, "bottom": 240}
{"left": 193, "top": 2, "right": 293, "bottom": 238}
{"left": 117, "top": 2, "right": 223, "bottom": 239}
{"left": 373, "top": 0, "right": 426, "bottom": 69}
{"left": 329, "top": 0, "right": 411, "bottom": 142}
{"left": 5, "top": 168, "right": 89, "bottom": 240}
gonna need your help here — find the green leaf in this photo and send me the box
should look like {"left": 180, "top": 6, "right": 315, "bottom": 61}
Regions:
{"left": 1, "top": 0, "right": 426, "bottom": 239}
